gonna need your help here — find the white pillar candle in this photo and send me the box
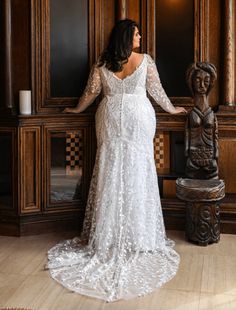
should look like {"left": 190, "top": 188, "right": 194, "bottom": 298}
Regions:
{"left": 19, "top": 90, "right": 31, "bottom": 115}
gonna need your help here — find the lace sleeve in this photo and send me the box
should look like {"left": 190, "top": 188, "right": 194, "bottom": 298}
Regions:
{"left": 146, "top": 55, "right": 176, "bottom": 114}
{"left": 75, "top": 64, "right": 102, "bottom": 112}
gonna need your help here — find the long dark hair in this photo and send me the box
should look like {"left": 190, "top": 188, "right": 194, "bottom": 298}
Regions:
{"left": 98, "top": 19, "right": 139, "bottom": 72}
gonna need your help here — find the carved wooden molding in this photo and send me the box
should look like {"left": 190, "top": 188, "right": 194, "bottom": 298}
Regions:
{"left": 3, "top": 0, "right": 13, "bottom": 109}
{"left": 146, "top": 0, "right": 156, "bottom": 59}
{"left": 19, "top": 127, "right": 41, "bottom": 213}
{"left": 194, "top": 0, "right": 210, "bottom": 62}
{"left": 93, "top": 0, "right": 104, "bottom": 61}
{"left": 116, "top": 0, "right": 127, "bottom": 20}
{"left": 140, "top": 0, "right": 156, "bottom": 59}
{"left": 223, "top": 0, "right": 235, "bottom": 106}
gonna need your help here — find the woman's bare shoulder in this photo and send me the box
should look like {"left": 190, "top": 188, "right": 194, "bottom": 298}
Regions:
{"left": 132, "top": 52, "right": 145, "bottom": 59}
{"left": 130, "top": 52, "right": 145, "bottom": 66}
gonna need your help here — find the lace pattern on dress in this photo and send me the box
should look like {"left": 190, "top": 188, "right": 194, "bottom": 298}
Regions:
{"left": 146, "top": 55, "right": 176, "bottom": 113}
{"left": 47, "top": 54, "right": 180, "bottom": 302}
{"left": 76, "top": 64, "right": 102, "bottom": 111}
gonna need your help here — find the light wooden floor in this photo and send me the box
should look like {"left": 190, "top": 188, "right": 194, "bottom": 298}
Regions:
{"left": 1, "top": 230, "right": 236, "bottom": 310}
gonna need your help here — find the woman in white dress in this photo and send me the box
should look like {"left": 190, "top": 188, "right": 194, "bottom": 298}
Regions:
{"left": 47, "top": 19, "right": 187, "bottom": 302}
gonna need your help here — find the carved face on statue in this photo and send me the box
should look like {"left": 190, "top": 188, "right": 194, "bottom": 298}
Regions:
{"left": 186, "top": 62, "right": 217, "bottom": 97}
{"left": 193, "top": 70, "right": 211, "bottom": 95}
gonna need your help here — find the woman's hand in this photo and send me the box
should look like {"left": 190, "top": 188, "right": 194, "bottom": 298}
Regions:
{"left": 63, "top": 107, "right": 80, "bottom": 113}
{"left": 171, "top": 106, "right": 188, "bottom": 114}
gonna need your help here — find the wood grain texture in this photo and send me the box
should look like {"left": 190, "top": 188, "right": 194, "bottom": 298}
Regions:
{"left": 3, "top": 0, "right": 13, "bottom": 109}
{"left": 116, "top": 0, "right": 127, "bottom": 20}
{"left": 19, "top": 127, "right": 41, "bottom": 213}
{"left": 1, "top": 231, "right": 236, "bottom": 309}
{"left": 218, "top": 138, "right": 236, "bottom": 193}
{"left": 223, "top": 0, "right": 235, "bottom": 106}
{"left": 163, "top": 180, "right": 176, "bottom": 198}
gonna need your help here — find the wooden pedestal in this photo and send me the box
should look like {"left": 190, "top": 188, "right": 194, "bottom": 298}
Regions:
{"left": 186, "top": 201, "right": 220, "bottom": 245}
{"left": 176, "top": 178, "right": 225, "bottom": 246}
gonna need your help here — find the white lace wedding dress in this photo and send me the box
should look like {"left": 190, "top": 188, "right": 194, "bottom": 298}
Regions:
{"left": 47, "top": 54, "right": 180, "bottom": 302}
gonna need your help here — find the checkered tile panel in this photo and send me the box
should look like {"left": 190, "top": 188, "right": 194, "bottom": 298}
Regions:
{"left": 154, "top": 133, "right": 165, "bottom": 169}
{"left": 66, "top": 131, "right": 83, "bottom": 176}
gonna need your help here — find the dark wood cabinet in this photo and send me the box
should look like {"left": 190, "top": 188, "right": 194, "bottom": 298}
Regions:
{"left": 0, "top": 115, "right": 95, "bottom": 235}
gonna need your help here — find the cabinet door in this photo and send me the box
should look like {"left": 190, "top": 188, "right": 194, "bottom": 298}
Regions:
{"left": 19, "top": 127, "right": 41, "bottom": 213}
{"left": 32, "top": 0, "right": 116, "bottom": 113}
{"left": 32, "top": 0, "right": 89, "bottom": 112}
{"left": 0, "top": 129, "right": 16, "bottom": 212}
{"left": 43, "top": 125, "right": 93, "bottom": 211}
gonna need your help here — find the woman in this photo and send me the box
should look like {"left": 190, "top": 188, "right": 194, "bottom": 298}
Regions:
{"left": 47, "top": 19, "right": 187, "bottom": 302}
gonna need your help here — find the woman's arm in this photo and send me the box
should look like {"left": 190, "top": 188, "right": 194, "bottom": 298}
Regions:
{"left": 63, "top": 65, "right": 102, "bottom": 113}
{"left": 146, "top": 55, "right": 186, "bottom": 115}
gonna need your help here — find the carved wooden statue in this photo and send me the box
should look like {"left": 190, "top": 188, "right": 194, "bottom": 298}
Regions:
{"left": 176, "top": 61, "right": 225, "bottom": 246}
{"left": 185, "top": 62, "right": 218, "bottom": 179}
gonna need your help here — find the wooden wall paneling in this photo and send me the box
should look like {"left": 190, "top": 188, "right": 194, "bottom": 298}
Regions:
{"left": 218, "top": 137, "right": 236, "bottom": 193}
{"left": 163, "top": 180, "right": 177, "bottom": 198}
{"left": 12, "top": 0, "right": 31, "bottom": 113}
{"left": 222, "top": 0, "right": 235, "bottom": 107}
{"left": 156, "top": 113, "right": 186, "bottom": 132}
{"left": 126, "top": 0, "right": 140, "bottom": 25}
{"left": 3, "top": 0, "right": 13, "bottom": 110}
{"left": 19, "top": 126, "right": 41, "bottom": 213}
{"left": 0, "top": 0, "right": 31, "bottom": 113}
{"left": 125, "top": 0, "right": 156, "bottom": 58}
{"left": 0, "top": 128, "right": 17, "bottom": 214}
{"left": 235, "top": 0, "right": 236, "bottom": 107}
{"left": 0, "top": 1, "right": 5, "bottom": 109}
{"left": 85, "top": 0, "right": 116, "bottom": 63}
{"left": 194, "top": 0, "right": 209, "bottom": 62}
{"left": 12, "top": 127, "right": 18, "bottom": 215}
{"left": 140, "top": 0, "right": 147, "bottom": 54}
{"left": 194, "top": 0, "right": 222, "bottom": 108}
{"left": 207, "top": 0, "right": 221, "bottom": 108}
{"left": 220, "top": 193, "right": 236, "bottom": 234}
{"left": 162, "top": 198, "right": 185, "bottom": 231}
{"left": 145, "top": 0, "right": 156, "bottom": 58}
{"left": 99, "top": 0, "right": 116, "bottom": 55}
{"left": 116, "top": 0, "right": 127, "bottom": 20}
{"left": 88, "top": 0, "right": 96, "bottom": 65}
{"left": 140, "top": 0, "right": 156, "bottom": 58}
{"left": 31, "top": 0, "right": 40, "bottom": 115}
{"left": 94, "top": 0, "right": 103, "bottom": 62}
{"left": 31, "top": 0, "right": 43, "bottom": 113}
